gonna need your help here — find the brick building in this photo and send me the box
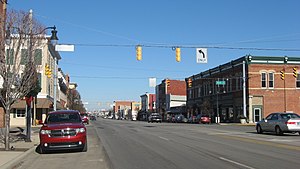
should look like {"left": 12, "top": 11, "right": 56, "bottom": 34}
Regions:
{"left": 113, "top": 101, "right": 133, "bottom": 120}
{"left": 156, "top": 79, "right": 186, "bottom": 120}
{"left": 186, "top": 55, "right": 300, "bottom": 123}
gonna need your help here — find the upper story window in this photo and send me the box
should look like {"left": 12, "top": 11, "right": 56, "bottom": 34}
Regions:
{"left": 34, "top": 49, "right": 42, "bottom": 65}
{"left": 268, "top": 72, "right": 274, "bottom": 88}
{"left": 21, "top": 49, "right": 28, "bottom": 65}
{"left": 261, "top": 72, "right": 267, "bottom": 88}
{"left": 188, "top": 89, "right": 192, "bottom": 99}
{"left": 296, "top": 73, "right": 300, "bottom": 88}
{"left": 6, "top": 49, "right": 14, "bottom": 65}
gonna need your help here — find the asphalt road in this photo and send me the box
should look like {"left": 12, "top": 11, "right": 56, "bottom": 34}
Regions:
{"left": 14, "top": 125, "right": 111, "bottom": 169}
{"left": 95, "top": 118, "right": 300, "bottom": 169}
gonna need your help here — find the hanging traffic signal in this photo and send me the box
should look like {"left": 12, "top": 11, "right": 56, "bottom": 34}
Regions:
{"left": 280, "top": 70, "right": 285, "bottom": 80}
{"left": 45, "top": 64, "right": 52, "bottom": 78}
{"left": 136, "top": 45, "right": 142, "bottom": 61}
{"left": 166, "top": 79, "right": 170, "bottom": 87}
{"left": 293, "top": 67, "right": 297, "bottom": 78}
{"left": 188, "top": 78, "right": 192, "bottom": 88}
{"left": 175, "top": 47, "right": 181, "bottom": 62}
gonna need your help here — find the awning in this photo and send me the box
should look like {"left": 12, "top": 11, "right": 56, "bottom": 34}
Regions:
{"left": 12, "top": 98, "right": 64, "bottom": 109}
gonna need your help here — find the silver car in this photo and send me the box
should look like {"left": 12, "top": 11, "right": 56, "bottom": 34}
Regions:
{"left": 256, "top": 112, "right": 300, "bottom": 135}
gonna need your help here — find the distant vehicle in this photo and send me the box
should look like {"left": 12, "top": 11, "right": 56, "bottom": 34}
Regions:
{"left": 148, "top": 113, "right": 162, "bottom": 123}
{"left": 200, "top": 115, "right": 211, "bottom": 124}
{"left": 132, "top": 111, "right": 138, "bottom": 121}
{"left": 39, "top": 110, "right": 87, "bottom": 153}
{"left": 256, "top": 112, "right": 300, "bottom": 135}
{"left": 80, "top": 113, "right": 89, "bottom": 124}
{"left": 89, "top": 115, "right": 96, "bottom": 121}
{"left": 175, "top": 114, "right": 185, "bottom": 123}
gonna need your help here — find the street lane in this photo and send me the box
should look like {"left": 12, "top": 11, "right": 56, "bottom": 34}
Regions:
{"left": 95, "top": 118, "right": 300, "bottom": 169}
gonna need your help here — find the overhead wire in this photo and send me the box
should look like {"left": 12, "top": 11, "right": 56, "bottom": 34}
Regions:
{"left": 36, "top": 13, "right": 300, "bottom": 52}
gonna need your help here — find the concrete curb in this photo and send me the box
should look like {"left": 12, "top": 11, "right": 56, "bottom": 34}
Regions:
{"left": 92, "top": 124, "right": 113, "bottom": 169}
{"left": 0, "top": 145, "right": 36, "bottom": 169}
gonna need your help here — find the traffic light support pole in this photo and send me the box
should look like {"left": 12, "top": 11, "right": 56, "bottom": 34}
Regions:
{"left": 53, "top": 57, "right": 57, "bottom": 111}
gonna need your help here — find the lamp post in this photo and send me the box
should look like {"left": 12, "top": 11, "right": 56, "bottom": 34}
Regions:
{"left": 50, "top": 27, "right": 59, "bottom": 111}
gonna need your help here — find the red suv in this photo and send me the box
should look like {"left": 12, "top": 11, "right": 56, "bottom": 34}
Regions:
{"left": 39, "top": 110, "right": 87, "bottom": 153}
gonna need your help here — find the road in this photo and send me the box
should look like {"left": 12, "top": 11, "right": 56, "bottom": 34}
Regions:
{"left": 14, "top": 125, "right": 110, "bottom": 169}
{"left": 95, "top": 118, "right": 300, "bottom": 169}
{"left": 14, "top": 119, "right": 300, "bottom": 169}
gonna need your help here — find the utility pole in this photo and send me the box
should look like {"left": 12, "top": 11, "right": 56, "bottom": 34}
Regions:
{"left": 25, "top": 9, "right": 33, "bottom": 142}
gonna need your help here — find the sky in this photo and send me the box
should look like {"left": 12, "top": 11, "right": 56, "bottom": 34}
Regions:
{"left": 8, "top": 0, "right": 300, "bottom": 111}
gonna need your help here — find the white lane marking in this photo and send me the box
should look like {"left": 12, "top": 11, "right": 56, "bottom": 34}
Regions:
{"left": 88, "top": 159, "right": 104, "bottom": 162}
{"left": 269, "top": 139, "right": 294, "bottom": 142}
{"left": 219, "top": 157, "right": 255, "bottom": 169}
{"left": 159, "top": 136, "right": 169, "bottom": 141}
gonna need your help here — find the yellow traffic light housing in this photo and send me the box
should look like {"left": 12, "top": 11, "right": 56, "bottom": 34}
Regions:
{"left": 188, "top": 78, "right": 192, "bottom": 88}
{"left": 45, "top": 64, "right": 52, "bottom": 78}
{"left": 175, "top": 47, "right": 181, "bottom": 62}
{"left": 280, "top": 70, "right": 285, "bottom": 80}
{"left": 136, "top": 45, "right": 142, "bottom": 61}
{"left": 166, "top": 79, "right": 170, "bottom": 87}
{"left": 293, "top": 67, "right": 297, "bottom": 78}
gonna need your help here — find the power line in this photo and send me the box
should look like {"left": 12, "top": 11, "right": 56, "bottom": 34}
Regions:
{"left": 71, "top": 43, "right": 300, "bottom": 52}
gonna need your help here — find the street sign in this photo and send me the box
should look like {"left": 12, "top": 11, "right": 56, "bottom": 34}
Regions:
{"left": 55, "top": 44, "right": 75, "bottom": 52}
{"left": 216, "top": 81, "right": 226, "bottom": 85}
{"left": 196, "top": 48, "right": 207, "bottom": 63}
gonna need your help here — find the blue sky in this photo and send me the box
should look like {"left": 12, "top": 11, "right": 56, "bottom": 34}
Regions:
{"left": 9, "top": 0, "right": 300, "bottom": 111}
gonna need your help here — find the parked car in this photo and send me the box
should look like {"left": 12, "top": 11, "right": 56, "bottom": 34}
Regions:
{"left": 256, "top": 112, "right": 300, "bottom": 135}
{"left": 148, "top": 113, "right": 162, "bottom": 123}
{"left": 39, "top": 110, "right": 87, "bottom": 153}
{"left": 89, "top": 115, "right": 96, "bottom": 121}
{"left": 200, "top": 115, "right": 211, "bottom": 124}
{"left": 80, "top": 113, "right": 89, "bottom": 124}
{"left": 175, "top": 114, "right": 185, "bottom": 123}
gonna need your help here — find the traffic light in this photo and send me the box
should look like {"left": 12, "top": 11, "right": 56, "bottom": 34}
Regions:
{"left": 175, "top": 47, "right": 181, "bottom": 62}
{"left": 188, "top": 78, "right": 192, "bottom": 88}
{"left": 280, "top": 70, "right": 285, "bottom": 80}
{"left": 166, "top": 79, "right": 170, "bottom": 87}
{"left": 136, "top": 45, "right": 142, "bottom": 61}
{"left": 293, "top": 67, "right": 297, "bottom": 78}
{"left": 45, "top": 64, "right": 52, "bottom": 78}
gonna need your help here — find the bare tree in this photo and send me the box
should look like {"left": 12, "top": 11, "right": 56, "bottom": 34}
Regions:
{"left": 0, "top": 10, "right": 46, "bottom": 150}
{"left": 68, "top": 89, "right": 86, "bottom": 112}
{"left": 201, "top": 99, "right": 213, "bottom": 118}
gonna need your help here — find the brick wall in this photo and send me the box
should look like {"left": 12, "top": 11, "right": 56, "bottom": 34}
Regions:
{"left": 167, "top": 80, "right": 186, "bottom": 96}
{"left": 249, "top": 64, "right": 300, "bottom": 116}
{"left": 0, "top": 107, "right": 4, "bottom": 127}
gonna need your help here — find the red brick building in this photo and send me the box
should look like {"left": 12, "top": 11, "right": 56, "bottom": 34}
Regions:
{"left": 186, "top": 55, "right": 300, "bottom": 123}
{"left": 156, "top": 79, "right": 186, "bottom": 120}
{"left": 113, "top": 101, "right": 133, "bottom": 119}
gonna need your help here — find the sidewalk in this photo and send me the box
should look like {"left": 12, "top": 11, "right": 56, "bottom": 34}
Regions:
{"left": 0, "top": 126, "right": 40, "bottom": 169}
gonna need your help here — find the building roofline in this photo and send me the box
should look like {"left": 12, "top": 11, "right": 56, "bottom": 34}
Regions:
{"left": 188, "top": 55, "right": 300, "bottom": 80}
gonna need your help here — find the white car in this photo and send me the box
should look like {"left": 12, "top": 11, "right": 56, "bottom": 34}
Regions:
{"left": 256, "top": 112, "right": 300, "bottom": 135}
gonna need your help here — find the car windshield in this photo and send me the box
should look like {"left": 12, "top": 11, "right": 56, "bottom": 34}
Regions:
{"left": 280, "top": 113, "right": 300, "bottom": 119}
{"left": 46, "top": 113, "right": 82, "bottom": 124}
